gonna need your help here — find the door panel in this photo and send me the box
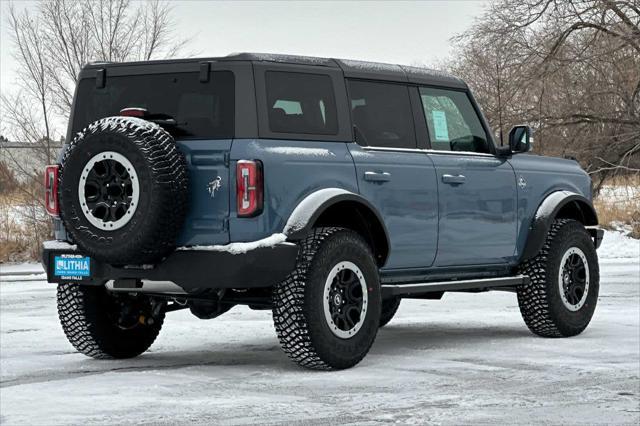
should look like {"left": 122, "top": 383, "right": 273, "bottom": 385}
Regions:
{"left": 350, "top": 145, "right": 438, "bottom": 269}
{"left": 429, "top": 153, "right": 517, "bottom": 266}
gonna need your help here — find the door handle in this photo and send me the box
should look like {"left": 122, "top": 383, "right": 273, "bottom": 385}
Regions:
{"left": 442, "top": 174, "right": 466, "bottom": 185}
{"left": 364, "top": 171, "right": 392, "bottom": 182}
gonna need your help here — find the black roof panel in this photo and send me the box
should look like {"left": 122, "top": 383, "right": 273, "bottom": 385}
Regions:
{"left": 84, "top": 52, "right": 466, "bottom": 88}
{"left": 336, "top": 58, "right": 408, "bottom": 83}
{"left": 224, "top": 52, "right": 339, "bottom": 67}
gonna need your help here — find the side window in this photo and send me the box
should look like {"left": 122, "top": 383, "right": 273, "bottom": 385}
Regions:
{"left": 265, "top": 71, "right": 338, "bottom": 135}
{"left": 419, "top": 87, "right": 490, "bottom": 153}
{"left": 347, "top": 80, "right": 416, "bottom": 149}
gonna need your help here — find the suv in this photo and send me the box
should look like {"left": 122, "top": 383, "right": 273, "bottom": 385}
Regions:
{"left": 43, "top": 53, "right": 603, "bottom": 370}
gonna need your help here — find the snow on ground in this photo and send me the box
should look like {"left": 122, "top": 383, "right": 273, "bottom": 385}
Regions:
{"left": 0, "top": 263, "right": 46, "bottom": 283}
{"left": 598, "top": 184, "right": 640, "bottom": 203}
{"left": 599, "top": 229, "right": 640, "bottom": 259}
{"left": 0, "top": 263, "right": 43, "bottom": 275}
{"left": 0, "top": 233, "right": 638, "bottom": 425}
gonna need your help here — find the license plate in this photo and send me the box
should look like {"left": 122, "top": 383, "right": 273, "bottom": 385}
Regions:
{"left": 53, "top": 254, "right": 91, "bottom": 280}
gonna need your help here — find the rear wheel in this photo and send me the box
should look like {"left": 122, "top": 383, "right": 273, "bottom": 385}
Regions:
{"left": 517, "top": 219, "right": 599, "bottom": 337}
{"left": 379, "top": 297, "right": 401, "bottom": 328}
{"left": 272, "top": 227, "right": 381, "bottom": 370}
{"left": 57, "top": 284, "right": 164, "bottom": 359}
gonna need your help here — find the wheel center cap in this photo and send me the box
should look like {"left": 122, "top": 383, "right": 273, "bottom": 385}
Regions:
{"left": 333, "top": 294, "right": 343, "bottom": 306}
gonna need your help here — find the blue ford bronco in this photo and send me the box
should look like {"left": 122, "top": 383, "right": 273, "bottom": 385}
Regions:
{"left": 43, "top": 53, "right": 604, "bottom": 370}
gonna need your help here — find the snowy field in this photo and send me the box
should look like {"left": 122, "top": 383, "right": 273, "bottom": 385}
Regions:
{"left": 0, "top": 232, "right": 638, "bottom": 425}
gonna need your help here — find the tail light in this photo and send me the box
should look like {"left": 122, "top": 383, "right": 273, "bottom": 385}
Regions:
{"left": 44, "top": 165, "right": 60, "bottom": 216}
{"left": 236, "top": 160, "right": 263, "bottom": 217}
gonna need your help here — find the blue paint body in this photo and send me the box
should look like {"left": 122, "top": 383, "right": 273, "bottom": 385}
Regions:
{"left": 174, "top": 137, "right": 592, "bottom": 272}
{"left": 175, "top": 139, "right": 232, "bottom": 246}
{"left": 348, "top": 145, "right": 438, "bottom": 269}
{"left": 54, "top": 55, "right": 596, "bottom": 282}
{"left": 428, "top": 152, "right": 517, "bottom": 266}
{"left": 508, "top": 154, "right": 592, "bottom": 259}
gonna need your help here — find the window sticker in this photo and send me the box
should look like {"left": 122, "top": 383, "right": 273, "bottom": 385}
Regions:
{"left": 431, "top": 110, "right": 449, "bottom": 141}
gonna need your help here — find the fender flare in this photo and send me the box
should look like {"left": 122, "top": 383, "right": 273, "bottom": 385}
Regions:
{"left": 521, "top": 190, "right": 598, "bottom": 261}
{"left": 283, "top": 188, "right": 391, "bottom": 264}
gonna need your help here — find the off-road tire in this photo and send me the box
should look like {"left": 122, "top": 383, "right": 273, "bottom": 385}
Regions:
{"left": 517, "top": 219, "right": 599, "bottom": 337}
{"left": 272, "top": 227, "right": 382, "bottom": 370}
{"left": 59, "top": 116, "right": 188, "bottom": 265}
{"left": 57, "top": 284, "right": 164, "bottom": 359}
{"left": 379, "top": 297, "right": 401, "bottom": 328}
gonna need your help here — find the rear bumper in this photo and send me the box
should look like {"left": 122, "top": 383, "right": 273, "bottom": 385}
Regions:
{"left": 42, "top": 241, "right": 299, "bottom": 293}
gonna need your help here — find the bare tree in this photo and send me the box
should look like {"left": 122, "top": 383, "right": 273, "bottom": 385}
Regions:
{"left": 39, "top": 0, "right": 189, "bottom": 116}
{"left": 6, "top": 6, "right": 53, "bottom": 162}
{"left": 449, "top": 0, "right": 640, "bottom": 188}
{"left": 0, "top": 0, "right": 190, "bottom": 260}
{"left": 1, "top": 0, "right": 189, "bottom": 181}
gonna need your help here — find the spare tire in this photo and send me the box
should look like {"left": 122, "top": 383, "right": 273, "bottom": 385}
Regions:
{"left": 59, "top": 116, "right": 188, "bottom": 265}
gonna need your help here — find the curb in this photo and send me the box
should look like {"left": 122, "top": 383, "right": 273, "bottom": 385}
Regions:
{"left": 0, "top": 270, "right": 44, "bottom": 277}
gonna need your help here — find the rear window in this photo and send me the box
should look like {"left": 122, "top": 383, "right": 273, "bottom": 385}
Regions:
{"left": 265, "top": 71, "right": 338, "bottom": 135}
{"left": 72, "top": 71, "right": 234, "bottom": 139}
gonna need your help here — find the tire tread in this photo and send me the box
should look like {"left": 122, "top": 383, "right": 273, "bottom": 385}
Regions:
{"left": 272, "top": 227, "right": 380, "bottom": 370}
{"left": 517, "top": 219, "right": 598, "bottom": 337}
{"left": 57, "top": 284, "right": 164, "bottom": 359}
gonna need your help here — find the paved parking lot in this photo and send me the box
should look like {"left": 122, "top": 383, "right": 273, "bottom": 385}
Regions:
{"left": 1, "top": 235, "right": 638, "bottom": 425}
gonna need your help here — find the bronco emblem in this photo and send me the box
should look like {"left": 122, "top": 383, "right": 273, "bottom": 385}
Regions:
{"left": 518, "top": 175, "right": 527, "bottom": 189}
{"left": 207, "top": 176, "right": 222, "bottom": 198}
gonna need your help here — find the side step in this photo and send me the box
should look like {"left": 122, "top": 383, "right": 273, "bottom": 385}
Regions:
{"left": 381, "top": 275, "right": 529, "bottom": 298}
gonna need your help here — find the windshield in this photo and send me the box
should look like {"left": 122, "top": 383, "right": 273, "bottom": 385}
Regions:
{"left": 71, "top": 71, "right": 234, "bottom": 139}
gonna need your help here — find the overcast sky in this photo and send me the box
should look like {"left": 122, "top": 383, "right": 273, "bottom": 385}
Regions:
{"left": 0, "top": 0, "right": 488, "bottom": 132}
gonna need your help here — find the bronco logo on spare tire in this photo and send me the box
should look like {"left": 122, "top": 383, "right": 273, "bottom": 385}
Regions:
{"left": 58, "top": 116, "right": 188, "bottom": 265}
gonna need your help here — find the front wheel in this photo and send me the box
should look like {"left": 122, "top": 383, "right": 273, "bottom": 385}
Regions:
{"left": 272, "top": 227, "right": 381, "bottom": 370}
{"left": 517, "top": 219, "right": 599, "bottom": 337}
{"left": 57, "top": 284, "right": 164, "bottom": 359}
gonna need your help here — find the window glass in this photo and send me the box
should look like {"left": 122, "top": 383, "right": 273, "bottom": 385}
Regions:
{"left": 419, "top": 87, "right": 489, "bottom": 153}
{"left": 72, "top": 71, "right": 234, "bottom": 139}
{"left": 273, "top": 100, "right": 302, "bottom": 115}
{"left": 265, "top": 71, "right": 338, "bottom": 135}
{"left": 347, "top": 80, "right": 416, "bottom": 149}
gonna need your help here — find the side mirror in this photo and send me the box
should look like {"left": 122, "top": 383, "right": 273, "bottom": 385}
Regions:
{"left": 508, "top": 125, "right": 532, "bottom": 153}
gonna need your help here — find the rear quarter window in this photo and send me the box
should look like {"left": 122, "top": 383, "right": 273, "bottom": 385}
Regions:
{"left": 72, "top": 71, "right": 234, "bottom": 139}
{"left": 265, "top": 71, "right": 338, "bottom": 135}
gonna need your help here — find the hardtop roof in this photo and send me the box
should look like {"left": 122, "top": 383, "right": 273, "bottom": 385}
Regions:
{"left": 83, "top": 52, "right": 467, "bottom": 89}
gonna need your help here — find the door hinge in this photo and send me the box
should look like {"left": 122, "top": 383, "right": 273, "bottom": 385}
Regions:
{"left": 224, "top": 152, "right": 230, "bottom": 167}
